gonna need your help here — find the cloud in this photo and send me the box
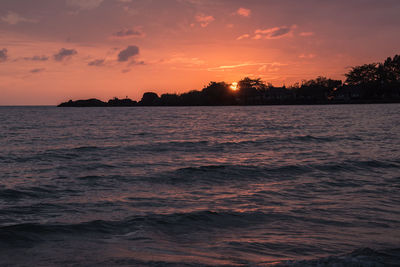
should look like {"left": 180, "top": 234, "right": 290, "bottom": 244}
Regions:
{"left": 236, "top": 34, "right": 250, "bottom": 40}
{"left": 23, "top": 55, "right": 49, "bottom": 61}
{"left": 30, "top": 68, "right": 45, "bottom": 74}
{"left": 66, "top": 0, "right": 104, "bottom": 10}
{"left": 258, "top": 65, "right": 267, "bottom": 72}
{"left": 299, "top": 53, "right": 316, "bottom": 59}
{"left": 118, "top": 45, "right": 139, "bottom": 62}
{"left": 1, "top": 11, "right": 37, "bottom": 25}
{"left": 178, "top": 0, "right": 210, "bottom": 6}
{"left": 208, "top": 62, "right": 285, "bottom": 71}
{"left": 254, "top": 25, "right": 295, "bottom": 39}
{"left": 0, "top": 48, "right": 8, "bottom": 62}
{"left": 53, "top": 48, "right": 77, "bottom": 61}
{"left": 111, "top": 28, "right": 144, "bottom": 39}
{"left": 164, "top": 55, "right": 205, "bottom": 66}
{"left": 236, "top": 8, "right": 251, "bottom": 17}
{"left": 128, "top": 60, "right": 145, "bottom": 66}
{"left": 88, "top": 59, "right": 105, "bottom": 66}
{"left": 299, "top": 32, "right": 315, "bottom": 37}
{"left": 237, "top": 25, "right": 296, "bottom": 41}
{"left": 122, "top": 6, "right": 138, "bottom": 15}
{"left": 195, "top": 14, "right": 215, "bottom": 28}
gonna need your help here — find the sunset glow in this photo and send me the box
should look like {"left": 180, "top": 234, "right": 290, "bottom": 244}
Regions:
{"left": 1, "top": 0, "right": 400, "bottom": 105}
{"left": 230, "top": 82, "right": 238, "bottom": 91}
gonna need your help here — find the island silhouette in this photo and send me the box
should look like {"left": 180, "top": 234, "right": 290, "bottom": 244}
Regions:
{"left": 59, "top": 55, "right": 400, "bottom": 107}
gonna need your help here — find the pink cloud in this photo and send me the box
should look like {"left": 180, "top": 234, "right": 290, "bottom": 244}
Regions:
{"left": 236, "top": 34, "right": 250, "bottom": 40}
{"left": 236, "top": 8, "right": 251, "bottom": 17}
{"left": 299, "top": 53, "right": 316, "bottom": 59}
{"left": 66, "top": 0, "right": 104, "bottom": 11}
{"left": 300, "top": 32, "right": 315, "bottom": 37}
{"left": 253, "top": 25, "right": 295, "bottom": 39}
{"left": 1, "top": 11, "right": 37, "bottom": 25}
{"left": 111, "top": 27, "right": 145, "bottom": 39}
{"left": 195, "top": 14, "right": 215, "bottom": 28}
{"left": 258, "top": 65, "right": 267, "bottom": 71}
{"left": 208, "top": 62, "right": 286, "bottom": 71}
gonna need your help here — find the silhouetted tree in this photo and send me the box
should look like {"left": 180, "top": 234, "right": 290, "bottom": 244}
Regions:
{"left": 176, "top": 90, "right": 203, "bottom": 106}
{"left": 160, "top": 93, "right": 180, "bottom": 106}
{"left": 58, "top": 98, "right": 108, "bottom": 107}
{"left": 140, "top": 92, "right": 159, "bottom": 106}
{"left": 295, "top": 76, "right": 342, "bottom": 101}
{"left": 345, "top": 63, "right": 380, "bottom": 86}
{"left": 343, "top": 54, "right": 400, "bottom": 98}
{"left": 108, "top": 97, "right": 137, "bottom": 106}
{"left": 382, "top": 55, "right": 400, "bottom": 83}
{"left": 201, "top": 81, "right": 236, "bottom": 105}
{"left": 237, "top": 77, "right": 269, "bottom": 104}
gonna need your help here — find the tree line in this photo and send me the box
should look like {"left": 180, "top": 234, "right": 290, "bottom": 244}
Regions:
{"left": 59, "top": 55, "right": 400, "bottom": 107}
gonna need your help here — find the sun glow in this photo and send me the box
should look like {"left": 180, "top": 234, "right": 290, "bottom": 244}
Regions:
{"left": 230, "top": 82, "right": 238, "bottom": 91}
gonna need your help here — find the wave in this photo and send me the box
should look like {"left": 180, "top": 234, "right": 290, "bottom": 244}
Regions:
{"left": 0, "top": 189, "right": 42, "bottom": 200}
{"left": 0, "top": 187, "right": 80, "bottom": 201}
{"left": 146, "top": 159, "right": 400, "bottom": 185}
{"left": 0, "top": 210, "right": 357, "bottom": 247}
{"left": 0, "top": 188, "right": 63, "bottom": 201}
{"left": 277, "top": 247, "right": 400, "bottom": 267}
{"left": 1, "top": 209, "right": 399, "bottom": 266}
{"left": 156, "top": 164, "right": 309, "bottom": 184}
{"left": 1, "top": 133, "right": 367, "bottom": 164}
{"left": 66, "top": 248, "right": 400, "bottom": 266}
{"left": 1, "top": 158, "right": 398, "bottom": 203}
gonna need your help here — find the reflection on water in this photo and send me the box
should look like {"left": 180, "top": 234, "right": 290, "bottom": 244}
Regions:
{"left": 0, "top": 105, "right": 400, "bottom": 266}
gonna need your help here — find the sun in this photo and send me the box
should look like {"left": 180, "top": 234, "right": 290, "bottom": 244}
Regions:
{"left": 230, "top": 82, "right": 238, "bottom": 91}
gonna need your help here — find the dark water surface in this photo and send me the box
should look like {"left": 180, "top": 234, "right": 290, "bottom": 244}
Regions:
{"left": 0, "top": 105, "right": 399, "bottom": 266}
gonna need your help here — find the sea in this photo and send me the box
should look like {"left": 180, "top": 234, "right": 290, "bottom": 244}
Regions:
{"left": 0, "top": 104, "right": 399, "bottom": 266}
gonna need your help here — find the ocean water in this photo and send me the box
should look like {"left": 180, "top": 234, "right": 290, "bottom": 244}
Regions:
{"left": 0, "top": 105, "right": 399, "bottom": 266}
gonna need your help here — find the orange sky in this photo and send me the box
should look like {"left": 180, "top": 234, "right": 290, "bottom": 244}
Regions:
{"left": 1, "top": 0, "right": 400, "bottom": 105}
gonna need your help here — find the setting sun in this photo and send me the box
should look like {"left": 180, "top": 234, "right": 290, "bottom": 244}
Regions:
{"left": 230, "top": 82, "right": 238, "bottom": 91}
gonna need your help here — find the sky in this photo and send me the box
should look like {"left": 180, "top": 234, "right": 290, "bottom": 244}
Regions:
{"left": 0, "top": 0, "right": 400, "bottom": 105}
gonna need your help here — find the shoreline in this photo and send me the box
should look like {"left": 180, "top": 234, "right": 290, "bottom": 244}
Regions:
{"left": 57, "top": 98, "right": 400, "bottom": 107}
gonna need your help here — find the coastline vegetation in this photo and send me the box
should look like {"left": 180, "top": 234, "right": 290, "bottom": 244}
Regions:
{"left": 59, "top": 55, "right": 400, "bottom": 107}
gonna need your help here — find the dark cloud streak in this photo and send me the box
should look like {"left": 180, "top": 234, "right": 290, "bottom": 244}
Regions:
{"left": 30, "top": 68, "right": 45, "bottom": 73}
{"left": 118, "top": 45, "right": 139, "bottom": 62}
{"left": 88, "top": 59, "right": 105, "bottom": 66}
{"left": 0, "top": 48, "right": 8, "bottom": 62}
{"left": 53, "top": 48, "right": 77, "bottom": 61}
{"left": 24, "top": 55, "right": 49, "bottom": 61}
{"left": 112, "top": 28, "right": 144, "bottom": 39}
{"left": 270, "top": 27, "right": 291, "bottom": 38}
